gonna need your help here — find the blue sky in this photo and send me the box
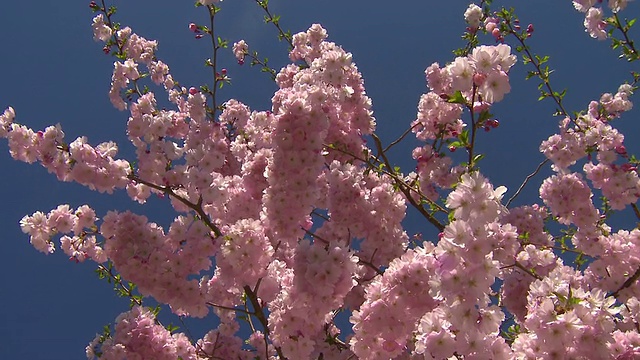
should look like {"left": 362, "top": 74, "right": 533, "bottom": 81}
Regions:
{"left": 0, "top": 1, "right": 638, "bottom": 359}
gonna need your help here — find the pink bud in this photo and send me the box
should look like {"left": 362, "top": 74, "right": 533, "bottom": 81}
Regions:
{"left": 622, "top": 163, "right": 637, "bottom": 172}
{"left": 492, "top": 28, "right": 502, "bottom": 40}
{"left": 485, "top": 22, "right": 497, "bottom": 33}
{"left": 527, "top": 24, "right": 534, "bottom": 33}
{"left": 473, "top": 73, "right": 487, "bottom": 86}
{"left": 189, "top": 23, "right": 198, "bottom": 32}
{"left": 382, "top": 340, "right": 400, "bottom": 352}
{"left": 188, "top": 87, "right": 199, "bottom": 95}
{"left": 615, "top": 145, "right": 627, "bottom": 155}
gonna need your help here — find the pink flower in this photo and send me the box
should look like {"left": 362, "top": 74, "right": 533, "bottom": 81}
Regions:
{"left": 584, "top": 7, "right": 607, "bottom": 40}
{"left": 573, "top": 0, "right": 598, "bottom": 12}
{"left": 91, "top": 14, "right": 112, "bottom": 42}
{"left": 0, "top": 106, "right": 15, "bottom": 137}
{"left": 447, "top": 57, "right": 474, "bottom": 92}
{"left": 232, "top": 40, "right": 248, "bottom": 65}
{"left": 20, "top": 211, "right": 54, "bottom": 253}
{"left": 609, "top": 0, "right": 629, "bottom": 12}
{"left": 464, "top": 4, "right": 483, "bottom": 29}
{"left": 479, "top": 70, "right": 510, "bottom": 103}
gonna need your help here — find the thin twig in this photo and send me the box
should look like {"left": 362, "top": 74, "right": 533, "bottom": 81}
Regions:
{"left": 254, "top": 0, "right": 294, "bottom": 49}
{"left": 206, "top": 302, "right": 253, "bottom": 315}
{"left": 506, "top": 158, "right": 549, "bottom": 207}
{"left": 381, "top": 123, "right": 420, "bottom": 154}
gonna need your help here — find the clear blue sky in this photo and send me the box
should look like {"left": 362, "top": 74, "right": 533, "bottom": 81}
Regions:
{"left": 0, "top": 1, "right": 637, "bottom": 359}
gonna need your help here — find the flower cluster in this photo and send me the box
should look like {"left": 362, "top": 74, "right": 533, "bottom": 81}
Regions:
{"left": 3, "top": 115, "right": 130, "bottom": 193}
{"left": 350, "top": 244, "right": 440, "bottom": 360}
{"left": 20, "top": 204, "right": 106, "bottom": 262}
{"left": 101, "top": 212, "right": 217, "bottom": 317}
{"left": 87, "top": 306, "right": 197, "bottom": 360}
{"left": 540, "top": 172, "right": 600, "bottom": 229}
{"left": 412, "top": 146, "right": 462, "bottom": 201}
{"left": 540, "top": 111, "right": 627, "bottom": 175}
{"left": 573, "top": 0, "right": 630, "bottom": 39}
{"left": 583, "top": 228, "right": 640, "bottom": 300}
{"left": 7, "top": 2, "right": 640, "bottom": 359}
{"left": 217, "top": 219, "right": 273, "bottom": 287}
{"left": 513, "top": 266, "right": 619, "bottom": 359}
{"left": 268, "top": 241, "right": 357, "bottom": 359}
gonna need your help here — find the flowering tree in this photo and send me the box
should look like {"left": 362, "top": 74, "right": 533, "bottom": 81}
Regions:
{"left": 3, "top": 0, "right": 640, "bottom": 359}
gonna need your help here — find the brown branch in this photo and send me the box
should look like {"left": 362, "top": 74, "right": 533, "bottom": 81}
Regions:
{"left": 372, "top": 134, "right": 446, "bottom": 232}
{"left": 358, "top": 258, "right": 384, "bottom": 276}
{"left": 632, "top": 203, "right": 640, "bottom": 223}
{"left": 511, "top": 261, "right": 543, "bottom": 281}
{"left": 243, "top": 285, "right": 286, "bottom": 359}
{"left": 128, "top": 174, "right": 222, "bottom": 237}
{"left": 612, "top": 266, "right": 640, "bottom": 298}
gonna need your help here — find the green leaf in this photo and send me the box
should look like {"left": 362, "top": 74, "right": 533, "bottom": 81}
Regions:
{"left": 459, "top": 129, "right": 469, "bottom": 144}
{"left": 448, "top": 140, "right": 462, "bottom": 148}
{"left": 447, "top": 210, "right": 455, "bottom": 223}
{"left": 473, "top": 154, "right": 485, "bottom": 164}
{"left": 447, "top": 90, "right": 466, "bottom": 104}
{"left": 478, "top": 110, "right": 493, "bottom": 123}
